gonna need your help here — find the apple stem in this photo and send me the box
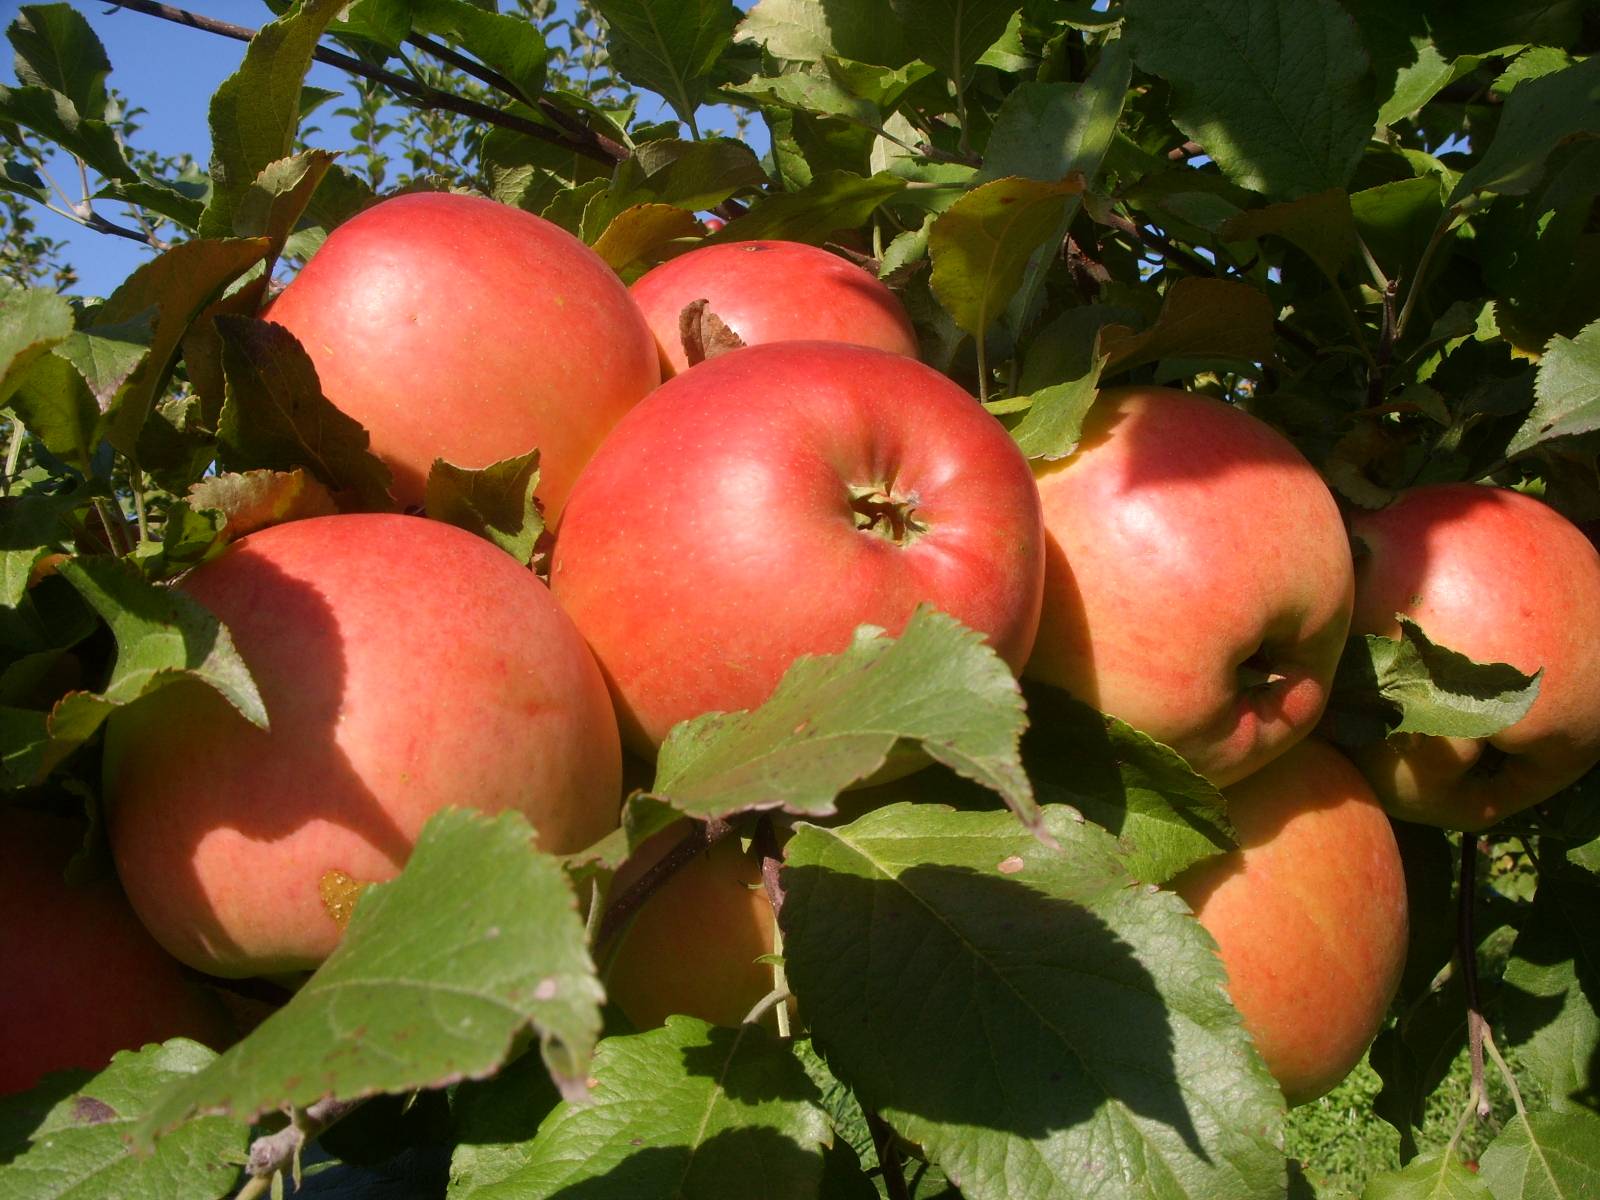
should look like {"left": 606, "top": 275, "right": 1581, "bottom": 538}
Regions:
{"left": 1457, "top": 832, "right": 1492, "bottom": 1120}
{"left": 593, "top": 817, "right": 735, "bottom": 954}
{"left": 866, "top": 1110, "right": 912, "bottom": 1200}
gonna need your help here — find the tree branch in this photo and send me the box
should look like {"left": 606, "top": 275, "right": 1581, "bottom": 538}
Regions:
{"left": 105, "top": 0, "right": 626, "bottom": 167}
{"left": 236, "top": 1096, "right": 364, "bottom": 1200}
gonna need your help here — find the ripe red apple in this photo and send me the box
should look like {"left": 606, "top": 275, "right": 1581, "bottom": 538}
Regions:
{"left": 629, "top": 240, "right": 919, "bottom": 377}
{"left": 549, "top": 341, "right": 1046, "bottom": 754}
{"left": 603, "top": 827, "right": 776, "bottom": 1030}
{"left": 1348, "top": 483, "right": 1600, "bottom": 830}
{"left": 264, "top": 192, "right": 659, "bottom": 519}
{"left": 1, "top": 808, "right": 231, "bottom": 1095}
{"left": 1172, "top": 738, "right": 1408, "bottom": 1105}
{"left": 105, "top": 514, "right": 622, "bottom": 977}
{"left": 1025, "top": 387, "right": 1355, "bottom": 786}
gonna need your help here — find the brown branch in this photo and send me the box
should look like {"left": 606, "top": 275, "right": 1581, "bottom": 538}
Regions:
{"left": 594, "top": 817, "right": 735, "bottom": 953}
{"left": 1166, "top": 140, "right": 1205, "bottom": 162}
{"left": 105, "top": 0, "right": 625, "bottom": 167}
{"left": 237, "top": 1096, "right": 364, "bottom": 1199}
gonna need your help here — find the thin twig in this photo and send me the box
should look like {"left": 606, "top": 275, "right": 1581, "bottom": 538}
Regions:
{"left": 93, "top": 497, "right": 131, "bottom": 556}
{"left": 105, "top": 0, "right": 626, "bottom": 167}
{"left": 594, "top": 817, "right": 734, "bottom": 953}
{"left": 241, "top": 1096, "right": 364, "bottom": 1196}
{"left": 1394, "top": 207, "right": 1463, "bottom": 341}
{"left": 1458, "top": 832, "right": 1491, "bottom": 1119}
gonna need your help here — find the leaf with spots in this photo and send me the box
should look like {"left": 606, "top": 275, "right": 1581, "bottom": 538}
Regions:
{"left": 780, "top": 804, "right": 1286, "bottom": 1200}
{"left": 135, "top": 809, "right": 603, "bottom": 1148}
{"left": 0, "top": 1040, "right": 245, "bottom": 1200}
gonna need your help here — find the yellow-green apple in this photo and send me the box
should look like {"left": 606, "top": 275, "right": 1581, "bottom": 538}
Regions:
{"left": 549, "top": 341, "right": 1045, "bottom": 756}
{"left": 1, "top": 808, "right": 231, "bottom": 1095}
{"left": 629, "top": 240, "right": 919, "bottom": 377}
{"left": 1349, "top": 483, "right": 1600, "bottom": 830}
{"left": 263, "top": 192, "right": 659, "bottom": 519}
{"left": 104, "top": 514, "right": 621, "bottom": 977}
{"left": 1172, "top": 738, "right": 1408, "bottom": 1105}
{"left": 1026, "top": 387, "right": 1354, "bottom": 786}
{"left": 603, "top": 827, "right": 776, "bottom": 1029}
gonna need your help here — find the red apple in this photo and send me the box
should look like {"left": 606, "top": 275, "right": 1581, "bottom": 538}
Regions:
{"left": 105, "top": 514, "right": 622, "bottom": 977}
{"left": 549, "top": 342, "right": 1046, "bottom": 755}
{"left": 1349, "top": 483, "right": 1600, "bottom": 829}
{"left": 602, "top": 827, "right": 777, "bottom": 1030}
{"left": 1025, "top": 387, "right": 1355, "bottom": 786}
{"left": 629, "top": 240, "right": 919, "bottom": 377}
{"left": 264, "top": 192, "right": 659, "bottom": 519}
{"left": 1172, "top": 738, "right": 1408, "bottom": 1105}
{"left": 1, "top": 808, "right": 231, "bottom": 1095}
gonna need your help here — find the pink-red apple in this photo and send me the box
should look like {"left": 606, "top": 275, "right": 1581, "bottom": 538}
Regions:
{"left": 549, "top": 341, "right": 1045, "bottom": 755}
{"left": 1, "top": 808, "right": 231, "bottom": 1095}
{"left": 264, "top": 192, "right": 659, "bottom": 519}
{"left": 1172, "top": 738, "right": 1408, "bottom": 1105}
{"left": 105, "top": 514, "right": 621, "bottom": 977}
{"left": 629, "top": 240, "right": 919, "bottom": 377}
{"left": 1349, "top": 483, "right": 1600, "bottom": 830}
{"left": 1026, "top": 387, "right": 1355, "bottom": 786}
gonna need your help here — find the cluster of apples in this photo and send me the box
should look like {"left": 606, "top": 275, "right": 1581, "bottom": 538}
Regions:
{"left": 11, "top": 192, "right": 1600, "bottom": 1114}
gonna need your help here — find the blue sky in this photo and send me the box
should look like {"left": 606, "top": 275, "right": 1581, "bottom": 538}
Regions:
{"left": 3, "top": 1, "right": 762, "bottom": 295}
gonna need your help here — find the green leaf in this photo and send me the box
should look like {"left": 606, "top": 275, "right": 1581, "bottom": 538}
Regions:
{"left": 929, "top": 174, "right": 1084, "bottom": 337}
{"left": 0, "top": 1041, "right": 245, "bottom": 1200}
{"left": 1478, "top": 1108, "right": 1600, "bottom": 1198}
{"left": 52, "top": 309, "right": 154, "bottom": 412}
{"left": 1219, "top": 188, "right": 1358, "bottom": 283}
{"left": 591, "top": 203, "right": 703, "bottom": 279}
{"left": 1508, "top": 321, "right": 1600, "bottom": 458}
{"left": 5, "top": 355, "right": 98, "bottom": 474}
{"left": 452, "top": 1018, "right": 830, "bottom": 1199}
{"left": 0, "top": 479, "right": 88, "bottom": 608}
{"left": 735, "top": 0, "right": 909, "bottom": 68}
{"left": 1379, "top": 48, "right": 1483, "bottom": 129}
{"left": 1100, "top": 277, "right": 1276, "bottom": 372}
{"left": 1361, "top": 1149, "right": 1493, "bottom": 1199}
{"left": 93, "top": 179, "right": 207, "bottom": 231}
{"left": 889, "top": 0, "right": 1022, "bottom": 98}
{"left": 593, "top": 138, "right": 768, "bottom": 231}
{"left": 1501, "top": 867, "right": 1600, "bottom": 1114}
{"left": 0, "top": 85, "right": 133, "bottom": 183}
{"left": 411, "top": 0, "right": 549, "bottom": 104}
{"left": 1009, "top": 305, "right": 1113, "bottom": 460}
{"left": 26, "top": 554, "right": 269, "bottom": 779}
{"left": 705, "top": 169, "right": 906, "bottom": 244}
{"left": 215, "top": 315, "right": 393, "bottom": 510}
{"left": 199, "top": 0, "right": 345, "bottom": 238}
{"left": 424, "top": 452, "right": 545, "bottom": 567}
{"left": 1019, "top": 684, "right": 1235, "bottom": 884}
{"left": 1325, "top": 617, "right": 1543, "bottom": 746}
{"left": 232, "top": 148, "right": 336, "bottom": 269}
{"left": 0, "top": 284, "right": 73, "bottom": 408}
{"left": 8, "top": 4, "right": 111, "bottom": 121}
{"left": 0, "top": 158, "right": 48, "bottom": 204}
{"left": 1452, "top": 56, "right": 1600, "bottom": 204}
{"left": 137, "top": 809, "right": 603, "bottom": 1145}
{"left": 591, "top": 0, "right": 733, "bottom": 132}
{"left": 1123, "top": 0, "right": 1375, "bottom": 201}
{"left": 781, "top": 804, "right": 1286, "bottom": 1200}
{"left": 185, "top": 468, "right": 337, "bottom": 542}
{"left": 95, "top": 235, "right": 272, "bottom": 457}
{"left": 649, "top": 607, "right": 1037, "bottom": 831}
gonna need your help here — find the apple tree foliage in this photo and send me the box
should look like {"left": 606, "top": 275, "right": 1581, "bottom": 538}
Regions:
{"left": 1, "top": 1, "right": 1599, "bottom": 1197}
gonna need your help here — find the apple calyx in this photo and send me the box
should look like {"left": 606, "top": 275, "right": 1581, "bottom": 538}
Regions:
{"left": 1236, "top": 646, "right": 1289, "bottom": 693}
{"left": 848, "top": 483, "right": 928, "bottom": 545}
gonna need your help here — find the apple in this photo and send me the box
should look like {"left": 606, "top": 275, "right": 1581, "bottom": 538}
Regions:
{"left": 549, "top": 341, "right": 1046, "bottom": 755}
{"left": 1, "top": 807, "right": 231, "bottom": 1095}
{"left": 104, "top": 514, "right": 622, "bottom": 977}
{"left": 1348, "top": 483, "right": 1600, "bottom": 830}
{"left": 263, "top": 192, "right": 659, "bottom": 519}
{"left": 1172, "top": 738, "right": 1408, "bottom": 1105}
{"left": 602, "top": 826, "right": 777, "bottom": 1030}
{"left": 1025, "top": 387, "right": 1355, "bottom": 786}
{"left": 629, "top": 240, "right": 919, "bottom": 377}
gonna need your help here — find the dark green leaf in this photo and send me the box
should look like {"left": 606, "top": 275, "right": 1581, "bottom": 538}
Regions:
{"left": 7, "top": 353, "right": 99, "bottom": 474}
{"left": 0, "top": 85, "right": 133, "bottom": 183}
{"left": 137, "top": 809, "right": 603, "bottom": 1144}
{"left": 8, "top": 4, "right": 111, "bottom": 121}
{"left": 781, "top": 804, "right": 1286, "bottom": 1200}
{"left": 591, "top": 0, "right": 733, "bottom": 132}
{"left": 0, "top": 158, "right": 48, "bottom": 204}
{"left": 649, "top": 607, "right": 1037, "bottom": 831}
{"left": 1100, "top": 277, "right": 1276, "bottom": 372}
{"left": 1123, "top": 0, "right": 1375, "bottom": 201}
{"left": 52, "top": 309, "right": 154, "bottom": 412}
{"left": 889, "top": 0, "right": 1021, "bottom": 97}
{"left": 1508, "top": 321, "right": 1600, "bottom": 458}
{"left": 0, "top": 284, "right": 73, "bottom": 408}
{"left": 0, "top": 1041, "right": 245, "bottom": 1200}
{"left": 1009, "top": 305, "right": 1112, "bottom": 460}
{"left": 93, "top": 179, "right": 207, "bottom": 231}
{"left": 411, "top": 0, "right": 548, "bottom": 104}
{"left": 199, "top": 0, "right": 345, "bottom": 237}
{"left": 452, "top": 1019, "right": 830, "bottom": 1198}
{"left": 215, "top": 315, "right": 393, "bottom": 510}
{"left": 1219, "top": 188, "right": 1358, "bottom": 283}
{"left": 233, "top": 148, "right": 337, "bottom": 270}
{"left": 424, "top": 452, "right": 545, "bottom": 566}
{"left": 706, "top": 170, "right": 905, "bottom": 244}
{"left": 1452, "top": 56, "right": 1600, "bottom": 204}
